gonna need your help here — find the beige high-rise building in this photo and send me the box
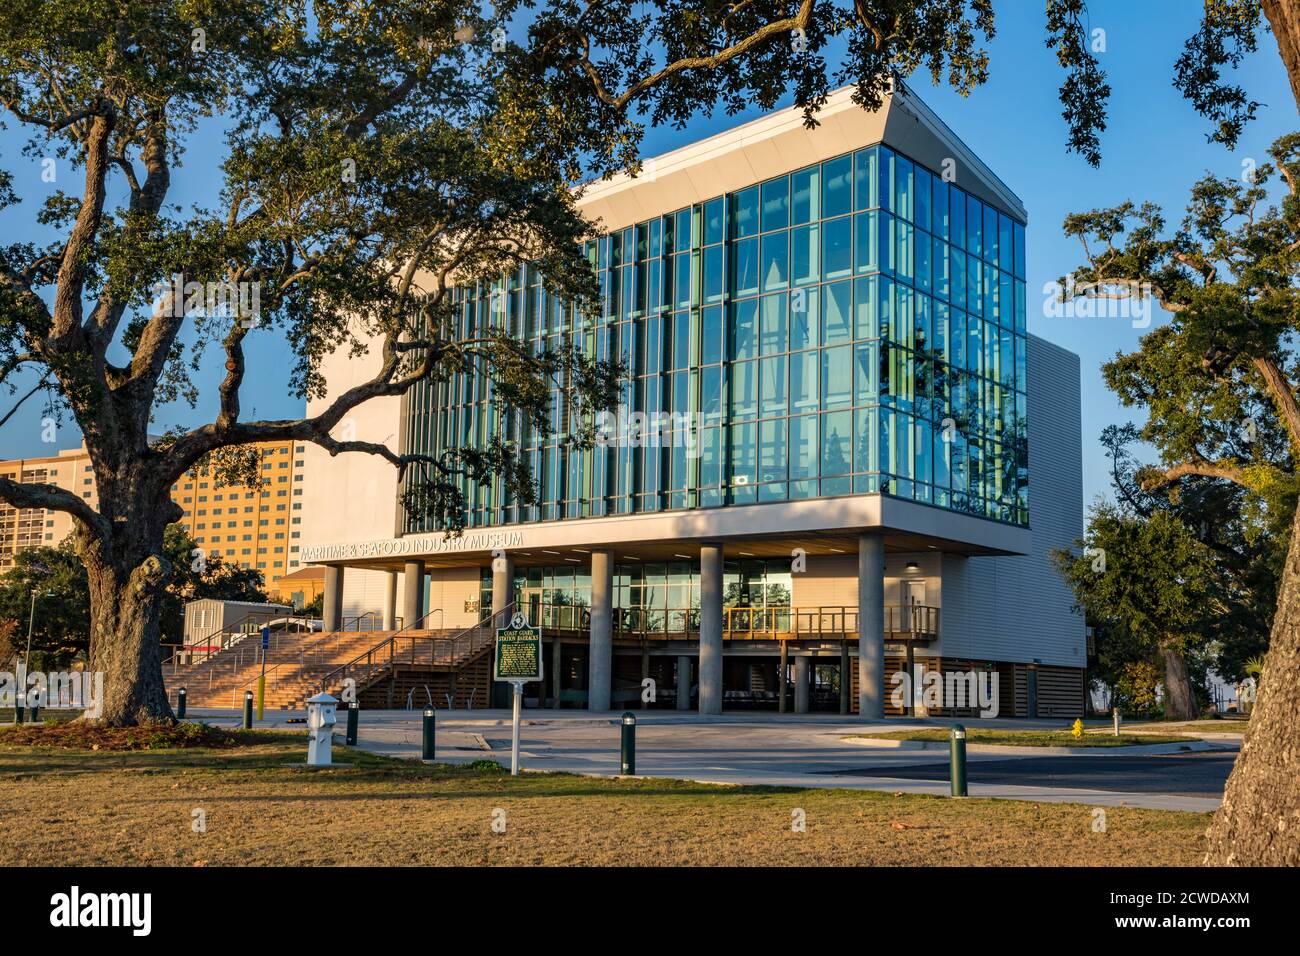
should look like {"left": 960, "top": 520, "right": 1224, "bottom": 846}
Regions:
{"left": 0, "top": 440, "right": 308, "bottom": 589}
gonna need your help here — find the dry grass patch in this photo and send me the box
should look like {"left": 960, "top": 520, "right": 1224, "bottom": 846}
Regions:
{"left": 0, "top": 740, "right": 1208, "bottom": 866}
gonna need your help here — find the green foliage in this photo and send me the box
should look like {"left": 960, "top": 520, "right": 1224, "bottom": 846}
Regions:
{"left": 0, "top": 543, "right": 89, "bottom": 666}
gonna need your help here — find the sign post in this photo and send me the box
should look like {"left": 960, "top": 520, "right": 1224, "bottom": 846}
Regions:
{"left": 494, "top": 612, "right": 543, "bottom": 776}
{"left": 257, "top": 625, "right": 270, "bottom": 720}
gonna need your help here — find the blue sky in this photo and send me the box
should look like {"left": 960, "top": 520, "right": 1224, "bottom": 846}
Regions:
{"left": 1, "top": 1, "right": 1296, "bottom": 515}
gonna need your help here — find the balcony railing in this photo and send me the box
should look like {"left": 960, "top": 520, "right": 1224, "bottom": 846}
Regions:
{"left": 524, "top": 602, "right": 938, "bottom": 641}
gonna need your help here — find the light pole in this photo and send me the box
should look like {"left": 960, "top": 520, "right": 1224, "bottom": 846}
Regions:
{"left": 23, "top": 589, "right": 53, "bottom": 669}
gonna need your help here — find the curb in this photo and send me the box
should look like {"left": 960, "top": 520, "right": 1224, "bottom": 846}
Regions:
{"left": 841, "top": 737, "right": 1221, "bottom": 756}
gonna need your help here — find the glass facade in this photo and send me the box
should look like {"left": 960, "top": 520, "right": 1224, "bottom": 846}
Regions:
{"left": 404, "top": 143, "right": 1029, "bottom": 531}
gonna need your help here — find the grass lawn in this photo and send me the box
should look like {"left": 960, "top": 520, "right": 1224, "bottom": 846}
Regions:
{"left": 1123, "top": 721, "right": 1248, "bottom": 735}
{"left": 0, "top": 728, "right": 1208, "bottom": 866}
{"left": 847, "top": 728, "right": 1197, "bottom": 748}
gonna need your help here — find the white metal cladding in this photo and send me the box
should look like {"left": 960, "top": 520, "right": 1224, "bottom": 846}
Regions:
{"left": 937, "top": 333, "right": 1085, "bottom": 667}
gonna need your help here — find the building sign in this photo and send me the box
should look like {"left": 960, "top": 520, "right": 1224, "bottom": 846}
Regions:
{"left": 494, "top": 613, "right": 543, "bottom": 683}
{"left": 300, "top": 530, "right": 524, "bottom": 563}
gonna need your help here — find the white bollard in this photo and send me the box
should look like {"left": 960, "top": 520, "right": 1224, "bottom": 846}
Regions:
{"left": 306, "top": 692, "right": 338, "bottom": 766}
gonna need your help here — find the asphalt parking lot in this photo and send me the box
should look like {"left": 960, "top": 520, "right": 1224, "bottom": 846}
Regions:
{"left": 831, "top": 750, "right": 1236, "bottom": 797}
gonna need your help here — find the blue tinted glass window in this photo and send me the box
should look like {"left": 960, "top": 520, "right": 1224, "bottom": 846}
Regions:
{"left": 730, "top": 360, "right": 758, "bottom": 419}
{"left": 854, "top": 275, "right": 878, "bottom": 340}
{"left": 823, "top": 215, "right": 852, "bottom": 280}
{"left": 702, "top": 305, "right": 723, "bottom": 365}
{"left": 823, "top": 281, "right": 851, "bottom": 345}
{"left": 878, "top": 147, "right": 894, "bottom": 213}
{"left": 674, "top": 209, "right": 691, "bottom": 252}
{"left": 932, "top": 177, "right": 949, "bottom": 240}
{"left": 950, "top": 189, "right": 965, "bottom": 251}
{"left": 791, "top": 224, "right": 820, "bottom": 285}
{"left": 729, "top": 299, "right": 758, "bottom": 360}
{"left": 823, "top": 155, "right": 852, "bottom": 219}
{"left": 703, "top": 246, "right": 723, "bottom": 305}
{"left": 894, "top": 156, "right": 913, "bottom": 222}
{"left": 760, "top": 356, "right": 787, "bottom": 415}
{"left": 791, "top": 287, "right": 819, "bottom": 350}
{"left": 967, "top": 194, "right": 982, "bottom": 254}
{"left": 822, "top": 347, "right": 852, "bottom": 409}
{"left": 759, "top": 419, "right": 787, "bottom": 485}
{"left": 983, "top": 204, "right": 998, "bottom": 264}
{"left": 789, "top": 414, "right": 818, "bottom": 479}
{"left": 854, "top": 341, "right": 878, "bottom": 405}
{"left": 855, "top": 211, "right": 879, "bottom": 274}
{"left": 791, "top": 350, "right": 819, "bottom": 412}
{"left": 760, "top": 293, "right": 787, "bottom": 354}
{"left": 792, "top": 165, "right": 821, "bottom": 225}
{"left": 854, "top": 147, "right": 878, "bottom": 210}
{"left": 914, "top": 166, "right": 932, "bottom": 233}
{"left": 761, "top": 176, "right": 789, "bottom": 232}
{"left": 704, "top": 198, "right": 724, "bottom": 245}
{"left": 822, "top": 411, "right": 852, "bottom": 475}
{"left": 761, "top": 232, "right": 788, "bottom": 290}
{"left": 732, "top": 186, "right": 759, "bottom": 239}
{"left": 730, "top": 237, "right": 758, "bottom": 298}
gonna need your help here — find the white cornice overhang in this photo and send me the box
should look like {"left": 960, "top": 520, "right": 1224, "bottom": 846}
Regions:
{"left": 575, "top": 83, "right": 1026, "bottom": 237}
{"left": 302, "top": 493, "right": 1032, "bottom": 568}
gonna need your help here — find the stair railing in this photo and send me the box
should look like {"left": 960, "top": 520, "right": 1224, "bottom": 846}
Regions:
{"left": 314, "top": 601, "right": 515, "bottom": 701}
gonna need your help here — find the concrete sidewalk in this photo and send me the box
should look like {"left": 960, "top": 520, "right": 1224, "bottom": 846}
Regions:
{"left": 194, "top": 707, "right": 1231, "bottom": 812}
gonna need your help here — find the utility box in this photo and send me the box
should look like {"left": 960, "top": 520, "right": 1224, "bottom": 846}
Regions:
{"left": 306, "top": 693, "right": 338, "bottom": 767}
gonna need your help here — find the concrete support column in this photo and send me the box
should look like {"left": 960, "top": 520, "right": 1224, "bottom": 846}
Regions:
{"left": 588, "top": 550, "right": 613, "bottom": 712}
{"left": 383, "top": 571, "right": 398, "bottom": 630}
{"left": 491, "top": 552, "right": 515, "bottom": 626}
{"left": 858, "top": 533, "right": 886, "bottom": 718}
{"left": 402, "top": 560, "right": 425, "bottom": 631}
{"left": 323, "top": 565, "right": 344, "bottom": 633}
{"left": 778, "top": 642, "right": 788, "bottom": 714}
{"left": 840, "top": 641, "right": 851, "bottom": 714}
{"left": 905, "top": 642, "right": 917, "bottom": 716}
{"left": 676, "top": 655, "right": 692, "bottom": 711}
{"left": 698, "top": 543, "right": 724, "bottom": 715}
{"left": 640, "top": 643, "right": 650, "bottom": 709}
{"left": 794, "top": 655, "right": 810, "bottom": 714}
{"left": 551, "top": 639, "right": 562, "bottom": 710}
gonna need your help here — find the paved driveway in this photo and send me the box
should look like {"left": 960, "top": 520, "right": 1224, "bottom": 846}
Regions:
{"left": 196, "top": 707, "right": 1234, "bottom": 812}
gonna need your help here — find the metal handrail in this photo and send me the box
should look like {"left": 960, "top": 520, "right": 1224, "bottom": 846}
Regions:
{"left": 163, "top": 610, "right": 316, "bottom": 670}
{"left": 314, "top": 601, "right": 516, "bottom": 699}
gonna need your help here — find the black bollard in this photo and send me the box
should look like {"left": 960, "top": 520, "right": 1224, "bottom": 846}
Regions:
{"left": 242, "top": 690, "right": 253, "bottom": 729}
{"left": 346, "top": 701, "right": 359, "bottom": 746}
{"left": 950, "top": 724, "right": 968, "bottom": 797}
{"left": 620, "top": 711, "right": 636, "bottom": 775}
{"left": 422, "top": 708, "right": 435, "bottom": 760}
{"left": 177, "top": 687, "right": 187, "bottom": 720}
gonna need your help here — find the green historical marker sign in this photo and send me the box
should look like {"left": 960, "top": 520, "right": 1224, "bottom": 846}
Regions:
{"left": 494, "top": 612, "right": 543, "bottom": 683}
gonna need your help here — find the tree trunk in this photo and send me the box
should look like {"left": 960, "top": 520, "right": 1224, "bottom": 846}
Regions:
{"left": 1264, "top": 0, "right": 1300, "bottom": 117}
{"left": 1204, "top": 499, "right": 1300, "bottom": 865}
{"left": 82, "top": 529, "right": 174, "bottom": 726}
{"left": 1159, "top": 641, "right": 1198, "bottom": 722}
